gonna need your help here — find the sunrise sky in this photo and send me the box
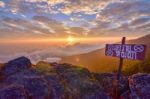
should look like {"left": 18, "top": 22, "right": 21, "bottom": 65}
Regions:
{"left": 0, "top": 0, "right": 150, "bottom": 63}
{"left": 0, "top": 0, "right": 150, "bottom": 43}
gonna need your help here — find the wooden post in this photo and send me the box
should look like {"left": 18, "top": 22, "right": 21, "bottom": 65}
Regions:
{"left": 105, "top": 37, "right": 146, "bottom": 99}
{"left": 117, "top": 37, "right": 126, "bottom": 81}
{"left": 115, "top": 37, "right": 126, "bottom": 99}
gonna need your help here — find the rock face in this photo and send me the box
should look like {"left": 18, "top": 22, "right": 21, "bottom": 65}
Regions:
{"left": 129, "top": 73, "right": 150, "bottom": 99}
{"left": 45, "top": 73, "right": 68, "bottom": 99}
{"left": 53, "top": 65, "right": 110, "bottom": 99}
{"left": 2, "top": 56, "right": 31, "bottom": 76}
{"left": 93, "top": 73, "right": 129, "bottom": 97}
{"left": 0, "top": 56, "right": 149, "bottom": 99}
{"left": 6, "top": 69, "right": 49, "bottom": 99}
{"left": 93, "top": 73, "right": 115, "bottom": 96}
{"left": 0, "top": 84, "right": 29, "bottom": 99}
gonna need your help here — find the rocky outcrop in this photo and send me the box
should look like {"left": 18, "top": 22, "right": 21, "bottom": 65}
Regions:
{"left": 128, "top": 73, "right": 150, "bottom": 99}
{"left": 53, "top": 65, "right": 110, "bottom": 99}
{"left": 0, "top": 57, "right": 111, "bottom": 99}
{"left": 92, "top": 73, "right": 115, "bottom": 96}
{"left": 0, "top": 56, "right": 149, "bottom": 99}
{"left": 93, "top": 73, "right": 129, "bottom": 98}
{"left": 6, "top": 75, "right": 49, "bottom": 99}
{"left": 44, "top": 73, "right": 68, "bottom": 99}
{"left": 93, "top": 73, "right": 150, "bottom": 99}
{"left": 0, "top": 84, "right": 29, "bottom": 99}
{"left": 2, "top": 56, "right": 31, "bottom": 76}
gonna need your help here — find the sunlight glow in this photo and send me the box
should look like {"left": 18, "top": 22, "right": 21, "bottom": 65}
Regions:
{"left": 67, "top": 36, "right": 77, "bottom": 45}
{"left": 0, "top": 37, "right": 137, "bottom": 44}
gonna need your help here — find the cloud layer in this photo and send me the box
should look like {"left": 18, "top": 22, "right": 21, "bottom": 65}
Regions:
{"left": 0, "top": 0, "right": 149, "bottom": 39}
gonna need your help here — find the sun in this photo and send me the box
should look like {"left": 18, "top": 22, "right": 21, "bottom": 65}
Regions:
{"left": 67, "top": 36, "right": 76, "bottom": 45}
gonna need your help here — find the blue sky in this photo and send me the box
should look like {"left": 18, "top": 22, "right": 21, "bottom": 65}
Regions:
{"left": 0, "top": 0, "right": 150, "bottom": 39}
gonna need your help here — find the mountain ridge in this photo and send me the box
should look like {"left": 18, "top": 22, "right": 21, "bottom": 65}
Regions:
{"left": 61, "top": 34, "right": 150, "bottom": 73}
{"left": 0, "top": 56, "right": 149, "bottom": 99}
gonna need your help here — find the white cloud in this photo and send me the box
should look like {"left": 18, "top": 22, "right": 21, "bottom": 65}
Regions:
{"left": 25, "top": 0, "right": 47, "bottom": 3}
{"left": 33, "top": 30, "right": 44, "bottom": 34}
{"left": 0, "top": 1, "right": 5, "bottom": 7}
{"left": 0, "top": 0, "right": 149, "bottom": 37}
{"left": 11, "top": 8, "right": 18, "bottom": 14}
{"left": 47, "top": 0, "right": 68, "bottom": 6}
{"left": 19, "top": 0, "right": 124, "bottom": 15}
{"left": 51, "top": 0, "right": 124, "bottom": 15}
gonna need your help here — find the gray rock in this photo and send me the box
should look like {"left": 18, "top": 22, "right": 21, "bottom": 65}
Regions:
{"left": 93, "top": 73, "right": 129, "bottom": 98}
{"left": 0, "top": 84, "right": 29, "bottom": 99}
{"left": 93, "top": 73, "right": 115, "bottom": 96}
{"left": 6, "top": 69, "right": 50, "bottom": 99}
{"left": 59, "top": 66, "right": 110, "bottom": 99}
{"left": 129, "top": 73, "right": 150, "bottom": 99}
{"left": 2, "top": 56, "right": 31, "bottom": 76}
{"left": 45, "top": 73, "right": 67, "bottom": 99}
{"left": 80, "top": 80, "right": 111, "bottom": 99}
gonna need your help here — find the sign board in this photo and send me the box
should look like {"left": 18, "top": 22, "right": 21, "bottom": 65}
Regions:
{"left": 105, "top": 37, "right": 147, "bottom": 98}
{"left": 105, "top": 44, "right": 146, "bottom": 60}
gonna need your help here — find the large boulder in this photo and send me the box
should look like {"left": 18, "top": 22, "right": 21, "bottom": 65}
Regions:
{"left": 92, "top": 73, "right": 115, "bottom": 95}
{"left": 2, "top": 56, "right": 31, "bottom": 76}
{"left": 93, "top": 73, "right": 129, "bottom": 97}
{"left": 129, "top": 73, "right": 150, "bottom": 99}
{"left": 6, "top": 69, "right": 50, "bottom": 99}
{"left": 0, "top": 84, "right": 29, "bottom": 99}
{"left": 6, "top": 69, "right": 42, "bottom": 83}
{"left": 45, "top": 73, "right": 68, "bottom": 99}
{"left": 79, "top": 79, "right": 111, "bottom": 99}
{"left": 55, "top": 65, "right": 110, "bottom": 99}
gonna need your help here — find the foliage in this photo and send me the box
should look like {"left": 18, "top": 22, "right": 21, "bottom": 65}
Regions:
{"left": 35, "top": 61, "right": 53, "bottom": 73}
{"left": 124, "top": 57, "right": 150, "bottom": 75}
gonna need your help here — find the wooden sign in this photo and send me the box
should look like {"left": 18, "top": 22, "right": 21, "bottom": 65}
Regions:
{"left": 105, "top": 37, "right": 147, "bottom": 98}
{"left": 105, "top": 44, "right": 146, "bottom": 60}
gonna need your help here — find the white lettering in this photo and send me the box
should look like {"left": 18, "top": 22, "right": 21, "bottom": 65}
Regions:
{"left": 119, "top": 51, "right": 137, "bottom": 59}
{"left": 134, "top": 45, "right": 144, "bottom": 52}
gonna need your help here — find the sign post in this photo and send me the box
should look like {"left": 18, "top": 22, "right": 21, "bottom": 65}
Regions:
{"left": 105, "top": 37, "right": 147, "bottom": 99}
{"left": 117, "top": 37, "right": 126, "bottom": 81}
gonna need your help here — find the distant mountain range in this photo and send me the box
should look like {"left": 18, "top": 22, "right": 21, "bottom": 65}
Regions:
{"left": 61, "top": 34, "right": 150, "bottom": 73}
